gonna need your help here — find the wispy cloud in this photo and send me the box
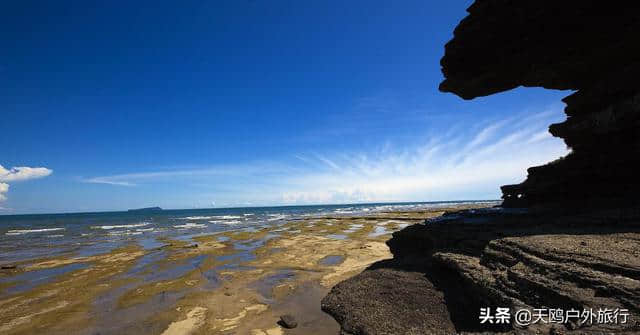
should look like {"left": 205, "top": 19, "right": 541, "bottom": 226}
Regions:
{"left": 82, "top": 110, "right": 568, "bottom": 207}
{"left": 81, "top": 163, "right": 297, "bottom": 187}
{"left": 82, "top": 169, "right": 220, "bottom": 186}
{"left": 465, "top": 119, "right": 508, "bottom": 150}
{"left": 0, "top": 165, "right": 53, "bottom": 203}
{"left": 527, "top": 130, "right": 552, "bottom": 144}
{"left": 82, "top": 178, "right": 136, "bottom": 186}
{"left": 314, "top": 153, "right": 340, "bottom": 170}
{"left": 272, "top": 110, "right": 567, "bottom": 204}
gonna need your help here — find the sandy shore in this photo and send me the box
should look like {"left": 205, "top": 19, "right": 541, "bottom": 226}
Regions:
{"left": 0, "top": 203, "right": 492, "bottom": 335}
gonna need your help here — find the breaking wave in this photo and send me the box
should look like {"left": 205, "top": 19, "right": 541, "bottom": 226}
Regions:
{"left": 6, "top": 228, "right": 65, "bottom": 236}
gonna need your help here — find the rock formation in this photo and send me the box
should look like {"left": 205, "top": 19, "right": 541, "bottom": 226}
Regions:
{"left": 439, "top": 0, "right": 640, "bottom": 212}
{"left": 323, "top": 1, "right": 640, "bottom": 334}
{"left": 323, "top": 209, "right": 640, "bottom": 334}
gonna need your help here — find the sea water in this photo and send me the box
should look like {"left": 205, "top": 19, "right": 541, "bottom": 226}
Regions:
{"left": 0, "top": 201, "right": 492, "bottom": 266}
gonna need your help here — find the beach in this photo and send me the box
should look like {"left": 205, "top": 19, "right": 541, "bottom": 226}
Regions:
{"left": 0, "top": 202, "right": 494, "bottom": 334}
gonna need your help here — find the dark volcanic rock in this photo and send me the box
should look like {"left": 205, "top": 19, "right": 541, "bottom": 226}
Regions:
{"left": 439, "top": 1, "right": 640, "bottom": 99}
{"left": 321, "top": 268, "right": 457, "bottom": 335}
{"left": 279, "top": 314, "right": 298, "bottom": 329}
{"left": 323, "top": 209, "right": 640, "bottom": 334}
{"left": 440, "top": 1, "right": 640, "bottom": 213}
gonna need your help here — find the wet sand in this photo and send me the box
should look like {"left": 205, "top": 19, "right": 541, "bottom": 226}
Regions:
{"left": 0, "top": 203, "right": 492, "bottom": 334}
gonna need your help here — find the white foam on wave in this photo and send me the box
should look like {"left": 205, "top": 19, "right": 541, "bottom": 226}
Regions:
{"left": 174, "top": 223, "right": 207, "bottom": 229}
{"left": 108, "top": 230, "right": 143, "bottom": 236}
{"left": 208, "top": 220, "right": 241, "bottom": 225}
{"left": 47, "top": 234, "right": 65, "bottom": 238}
{"left": 93, "top": 222, "right": 152, "bottom": 230}
{"left": 185, "top": 215, "right": 243, "bottom": 220}
{"left": 6, "top": 227, "right": 66, "bottom": 236}
{"left": 267, "top": 214, "right": 287, "bottom": 221}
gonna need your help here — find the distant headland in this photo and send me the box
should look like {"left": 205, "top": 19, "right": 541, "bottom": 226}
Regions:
{"left": 127, "top": 206, "right": 162, "bottom": 212}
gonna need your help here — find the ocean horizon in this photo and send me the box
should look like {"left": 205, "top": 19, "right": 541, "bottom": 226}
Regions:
{"left": 0, "top": 199, "right": 498, "bottom": 217}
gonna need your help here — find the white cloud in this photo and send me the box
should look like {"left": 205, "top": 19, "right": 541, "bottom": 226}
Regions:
{"left": 83, "top": 177, "right": 136, "bottom": 186}
{"left": 0, "top": 165, "right": 52, "bottom": 182}
{"left": 275, "top": 112, "right": 568, "bottom": 204}
{"left": 269, "top": 111, "right": 568, "bottom": 205}
{"left": 81, "top": 163, "right": 296, "bottom": 187}
{"left": 465, "top": 119, "right": 508, "bottom": 150}
{"left": 0, "top": 183, "right": 8, "bottom": 202}
{"left": 314, "top": 154, "right": 340, "bottom": 170}
{"left": 527, "top": 130, "right": 552, "bottom": 144}
{"left": 0, "top": 165, "right": 53, "bottom": 203}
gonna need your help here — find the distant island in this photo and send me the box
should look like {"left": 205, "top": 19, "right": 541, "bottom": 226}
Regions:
{"left": 127, "top": 206, "right": 162, "bottom": 212}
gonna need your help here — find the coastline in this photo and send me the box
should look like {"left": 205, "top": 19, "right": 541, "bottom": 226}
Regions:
{"left": 0, "top": 202, "right": 493, "bottom": 334}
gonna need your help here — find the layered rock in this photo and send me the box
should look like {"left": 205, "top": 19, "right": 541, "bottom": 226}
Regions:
{"left": 440, "top": 1, "right": 640, "bottom": 212}
{"left": 323, "top": 209, "right": 640, "bottom": 334}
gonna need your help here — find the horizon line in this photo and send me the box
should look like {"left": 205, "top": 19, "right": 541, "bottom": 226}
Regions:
{"left": 0, "top": 199, "right": 501, "bottom": 217}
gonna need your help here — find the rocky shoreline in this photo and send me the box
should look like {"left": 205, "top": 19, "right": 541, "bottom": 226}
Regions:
{"left": 322, "top": 208, "right": 640, "bottom": 334}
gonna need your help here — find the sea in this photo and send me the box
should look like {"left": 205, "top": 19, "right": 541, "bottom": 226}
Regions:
{"left": 0, "top": 201, "right": 494, "bottom": 266}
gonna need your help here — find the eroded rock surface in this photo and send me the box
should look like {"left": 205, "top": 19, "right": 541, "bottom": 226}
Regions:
{"left": 322, "top": 267, "right": 456, "bottom": 335}
{"left": 323, "top": 209, "right": 640, "bottom": 334}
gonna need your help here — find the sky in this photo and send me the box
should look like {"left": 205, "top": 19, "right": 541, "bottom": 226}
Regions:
{"left": 0, "top": 1, "right": 570, "bottom": 214}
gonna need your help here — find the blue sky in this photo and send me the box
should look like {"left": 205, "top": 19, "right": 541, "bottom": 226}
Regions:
{"left": 1, "top": 1, "right": 570, "bottom": 214}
